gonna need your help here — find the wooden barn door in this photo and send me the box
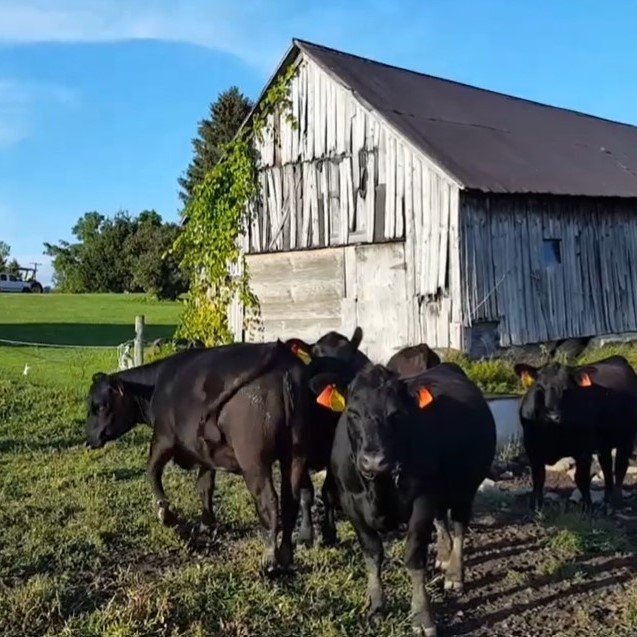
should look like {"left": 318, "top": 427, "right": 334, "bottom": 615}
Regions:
{"left": 352, "top": 242, "right": 410, "bottom": 364}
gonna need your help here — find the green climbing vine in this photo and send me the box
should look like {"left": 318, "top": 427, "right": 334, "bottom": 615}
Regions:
{"left": 170, "top": 65, "right": 297, "bottom": 345}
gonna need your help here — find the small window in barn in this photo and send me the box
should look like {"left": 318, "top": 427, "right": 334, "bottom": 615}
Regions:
{"left": 543, "top": 239, "right": 562, "bottom": 267}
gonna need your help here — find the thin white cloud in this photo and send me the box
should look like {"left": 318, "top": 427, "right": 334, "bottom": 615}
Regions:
{"left": 0, "top": 0, "right": 433, "bottom": 73}
{"left": 0, "top": 78, "right": 78, "bottom": 149}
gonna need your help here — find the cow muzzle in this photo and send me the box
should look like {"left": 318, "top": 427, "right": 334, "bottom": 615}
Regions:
{"left": 544, "top": 410, "right": 562, "bottom": 425}
{"left": 358, "top": 452, "right": 392, "bottom": 480}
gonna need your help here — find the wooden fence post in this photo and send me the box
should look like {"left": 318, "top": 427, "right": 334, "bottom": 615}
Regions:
{"left": 134, "top": 315, "right": 145, "bottom": 366}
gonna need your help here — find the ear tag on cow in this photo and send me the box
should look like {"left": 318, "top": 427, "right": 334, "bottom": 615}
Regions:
{"left": 520, "top": 371, "right": 534, "bottom": 388}
{"left": 291, "top": 343, "right": 312, "bottom": 365}
{"left": 417, "top": 387, "right": 434, "bottom": 409}
{"left": 577, "top": 372, "right": 592, "bottom": 387}
{"left": 316, "top": 385, "right": 346, "bottom": 412}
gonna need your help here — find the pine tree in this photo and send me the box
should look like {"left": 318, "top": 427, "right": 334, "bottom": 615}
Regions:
{"left": 178, "top": 86, "right": 254, "bottom": 207}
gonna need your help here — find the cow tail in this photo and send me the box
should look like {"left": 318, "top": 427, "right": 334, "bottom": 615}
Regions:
{"left": 198, "top": 344, "right": 281, "bottom": 438}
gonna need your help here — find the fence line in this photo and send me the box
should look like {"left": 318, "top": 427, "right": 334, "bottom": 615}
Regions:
{"left": 1, "top": 314, "right": 148, "bottom": 371}
{"left": 0, "top": 338, "right": 114, "bottom": 349}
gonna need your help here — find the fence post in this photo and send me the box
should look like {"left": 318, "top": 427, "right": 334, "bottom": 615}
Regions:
{"left": 134, "top": 315, "right": 145, "bottom": 366}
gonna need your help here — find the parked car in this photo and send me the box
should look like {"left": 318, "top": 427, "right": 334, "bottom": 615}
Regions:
{"left": 0, "top": 271, "right": 43, "bottom": 293}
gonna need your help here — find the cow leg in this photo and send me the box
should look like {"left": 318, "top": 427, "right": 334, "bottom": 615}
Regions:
{"left": 351, "top": 519, "right": 385, "bottom": 621}
{"left": 297, "top": 469, "right": 315, "bottom": 547}
{"left": 574, "top": 455, "right": 593, "bottom": 514}
{"left": 434, "top": 509, "right": 452, "bottom": 571}
{"left": 147, "top": 437, "right": 177, "bottom": 526}
{"left": 598, "top": 446, "right": 615, "bottom": 510}
{"left": 612, "top": 441, "right": 632, "bottom": 510}
{"left": 243, "top": 468, "right": 280, "bottom": 576}
{"left": 405, "top": 496, "right": 437, "bottom": 637}
{"left": 529, "top": 459, "right": 546, "bottom": 512}
{"left": 445, "top": 519, "right": 467, "bottom": 594}
{"left": 195, "top": 467, "right": 217, "bottom": 532}
{"left": 278, "top": 456, "right": 305, "bottom": 571}
{"left": 320, "top": 469, "right": 339, "bottom": 547}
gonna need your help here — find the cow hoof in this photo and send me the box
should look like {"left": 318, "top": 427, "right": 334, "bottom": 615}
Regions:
{"left": 412, "top": 613, "right": 437, "bottom": 637}
{"left": 413, "top": 626, "right": 437, "bottom": 637}
{"left": 366, "top": 609, "right": 383, "bottom": 627}
{"left": 444, "top": 578, "right": 464, "bottom": 593}
{"left": 157, "top": 504, "right": 178, "bottom": 527}
{"left": 199, "top": 522, "right": 219, "bottom": 539}
{"left": 297, "top": 529, "right": 314, "bottom": 548}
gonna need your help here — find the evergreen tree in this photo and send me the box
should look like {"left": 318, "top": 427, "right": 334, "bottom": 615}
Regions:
{"left": 177, "top": 86, "right": 253, "bottom": 207}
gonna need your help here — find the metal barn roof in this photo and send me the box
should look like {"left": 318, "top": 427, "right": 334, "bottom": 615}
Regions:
{"left": 294, "top": 39, "right": 637, "bottom": 198}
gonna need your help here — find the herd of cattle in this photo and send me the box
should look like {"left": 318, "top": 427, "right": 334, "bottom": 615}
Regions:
{"left": 84, "top": 328, "right": 637, "bottom": 636}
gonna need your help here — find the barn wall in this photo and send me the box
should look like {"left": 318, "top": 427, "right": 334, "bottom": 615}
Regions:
{"left": 241, "top": 242, "right": 411, "bottom": 363}
{"left": 238, "top": 53, "right": 465, "bottom": 351}
{"left": 461, "top": 193, "right": 637, "bottom": 350}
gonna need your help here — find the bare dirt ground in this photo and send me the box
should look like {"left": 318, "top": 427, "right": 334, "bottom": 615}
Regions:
{"left": 427, "top": 469, "right": 637, "bottom": 637}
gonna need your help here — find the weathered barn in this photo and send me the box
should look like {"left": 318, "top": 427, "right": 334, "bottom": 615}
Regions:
{"left": 230, "top": 39, "right": 637, "bottom": 361}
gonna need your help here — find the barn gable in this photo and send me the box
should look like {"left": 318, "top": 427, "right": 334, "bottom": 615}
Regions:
{"left": 235, "top": 41, "right": 465, "bottom": 359}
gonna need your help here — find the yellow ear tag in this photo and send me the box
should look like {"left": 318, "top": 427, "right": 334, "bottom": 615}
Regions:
{"left": 291, "top": 343, "right": 312, "bottom": 365}
{"left": 316, "top": 385, "right": 346, "bottom": 412}
{"left": 520, "top": 371, "right": 534, "bottom": 387}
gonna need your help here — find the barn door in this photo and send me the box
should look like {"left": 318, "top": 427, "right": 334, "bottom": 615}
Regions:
{"left": 353, "top": 242, "right": 410, "bottom": 364}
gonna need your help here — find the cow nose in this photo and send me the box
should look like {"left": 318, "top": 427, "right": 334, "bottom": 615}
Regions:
{"left": 545, "top": 411, "right": 561, "bottom": 424}
{"left": 359, "top": 453, "right": 390, "bottom": 476}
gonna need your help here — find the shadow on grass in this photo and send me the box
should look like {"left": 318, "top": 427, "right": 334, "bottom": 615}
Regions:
{"left": 0, "top": 323, "right": 177, "bottom": 347}
{"left": 0, "top": 435, "right": 85, "bottom": 454}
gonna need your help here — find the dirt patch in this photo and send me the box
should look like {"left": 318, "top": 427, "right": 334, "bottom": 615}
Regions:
{"left": 427, "top": 470, "right": 637, "bottom": 637}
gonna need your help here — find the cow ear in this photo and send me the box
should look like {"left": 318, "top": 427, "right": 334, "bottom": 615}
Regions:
{"left": 514, "top": 363, "right": 538, "bottom": 387}
{"left": 572, "top": 366, "right": 594, "bottom": 388}
{"left": 286, "top": 338, "right": 313, "bottom": 365}
{"left": 350, "top": 326, "right": 363, "bottom": 351}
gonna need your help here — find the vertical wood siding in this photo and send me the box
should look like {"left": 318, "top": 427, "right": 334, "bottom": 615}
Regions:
{"left": 234, "top": 54, "right": 463, "bottom": 351}
{"left": 461, "top": 193, "right": 637, "bottom": 347}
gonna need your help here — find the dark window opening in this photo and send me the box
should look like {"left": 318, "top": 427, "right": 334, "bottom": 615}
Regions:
{"left": 543, "top": 239, "right": 562, "bottom": 267}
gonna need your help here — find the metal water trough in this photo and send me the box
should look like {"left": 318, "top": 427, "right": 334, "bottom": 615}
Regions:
{"left": 485, "top": 394, "right": 523, "bottom": 453}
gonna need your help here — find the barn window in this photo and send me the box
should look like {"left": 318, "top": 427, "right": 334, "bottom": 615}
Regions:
{"left": 543, "top": 239, "right": 562, "bottom": 267}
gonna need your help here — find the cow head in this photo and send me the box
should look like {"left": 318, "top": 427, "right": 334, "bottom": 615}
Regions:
{"left": 285, "top": 326, "right": 370, "bottom": 372}
{"left": 85, "top": 372, "right": 139, "bottom": 448}
{"left": 309, "top": 363, "right": 435, "bottom": 481}
{"left": 514, "top": 361, "right": 594, "bottom": 424}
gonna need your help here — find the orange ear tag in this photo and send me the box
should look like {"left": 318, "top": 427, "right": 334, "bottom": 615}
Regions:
{"left": 520, "top": 371, "right": 534, "bottom": 388}
{"left": 417, "top": 387, "right": 434, "bottom": 409}
{"left": 316, "top": 385, "right": 346, "bottom": 412}
{"left": 577, "top": 372, "right": 592, "bottom": 387}
{"left": 291, "top": 343, "right": 312, "bottom": 365}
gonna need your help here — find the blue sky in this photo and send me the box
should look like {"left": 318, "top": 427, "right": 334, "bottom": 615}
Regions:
{"left": 1, "top": 0, "right": 636, "bottom": 286}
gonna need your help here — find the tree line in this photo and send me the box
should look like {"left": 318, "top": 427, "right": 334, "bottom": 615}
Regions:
{"left": 44, "top": 86, "right": 253, "bottom": 299}
{"left": 0, "top": 241, "right": 20, "bottom": 274}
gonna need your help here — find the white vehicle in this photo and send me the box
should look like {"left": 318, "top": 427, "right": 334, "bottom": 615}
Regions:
{"left": 0, "top": 267, "right": 43, "bottom": 293}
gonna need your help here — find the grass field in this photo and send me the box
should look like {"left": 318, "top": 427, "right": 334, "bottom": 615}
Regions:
{"left": 0, "top": 293, "right": 181, "bottom": 387}
{"left": 1, "top": 294, "right": 636, "bottom": 636}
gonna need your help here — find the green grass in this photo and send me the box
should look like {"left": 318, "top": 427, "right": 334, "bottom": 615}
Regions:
{"left": 2, "top": 293, "right": 637, "bottom": 635}
{"left": 0, "top": 293, "right": 181, "bottom": 387}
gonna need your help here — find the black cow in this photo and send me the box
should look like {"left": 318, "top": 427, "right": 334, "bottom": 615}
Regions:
{"left": 308, "top": 362, "right": 496, "bottom": 636}
{"left": 386, "top": 343, "right": 441, "bottom": 377}
{"left": 514, "top": 355, "right": 637, "bottom": 512}
{"left": 85, "top": 328, "right": 368, "bottom": 573}
{"left": 198, "top": 326, "right": 372, "bottom": 548}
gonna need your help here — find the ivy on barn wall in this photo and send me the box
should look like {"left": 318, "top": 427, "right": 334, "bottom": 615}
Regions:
{"left": 170, "top": 65, "right": 298, "bottom": 345}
